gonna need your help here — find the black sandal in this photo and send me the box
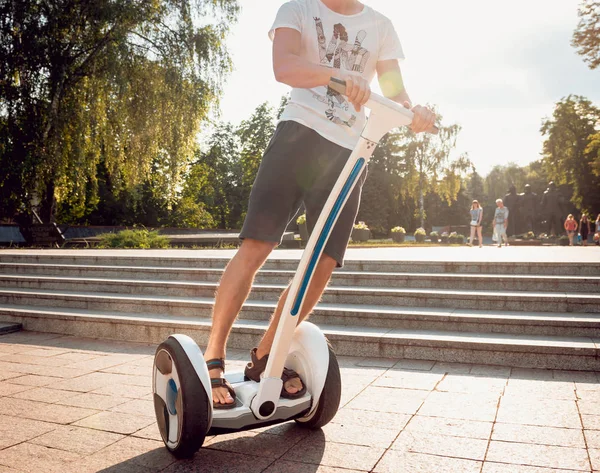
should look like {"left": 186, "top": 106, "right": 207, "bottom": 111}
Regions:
{"left": 206, "top": 358, "right": 237, "bottom": 410}
{"left": 244, "top": 348, "right": 307, "bottom": 399}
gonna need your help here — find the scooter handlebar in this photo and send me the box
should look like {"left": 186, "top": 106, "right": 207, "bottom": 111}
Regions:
{"left": 328, "top": 78, "right": 439, "bottom": 135}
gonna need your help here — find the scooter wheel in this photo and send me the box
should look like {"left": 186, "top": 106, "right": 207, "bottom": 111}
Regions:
{"left": 153, "top": 337, "right": 210, "bottom": 458}
{"left": 295, "top": 341, "right": 341, "bottom": 429}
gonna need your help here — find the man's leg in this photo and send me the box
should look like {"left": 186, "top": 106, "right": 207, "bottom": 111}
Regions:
{"left": 254, "top": 253, "right": 337, "bottom": 394}
{"left": 205, "top": 238, "right": 276, "bottom": 406}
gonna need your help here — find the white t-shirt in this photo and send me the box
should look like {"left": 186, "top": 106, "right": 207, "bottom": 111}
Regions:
{"left": 269, "top": 0, "right": 404, "bottom": 150}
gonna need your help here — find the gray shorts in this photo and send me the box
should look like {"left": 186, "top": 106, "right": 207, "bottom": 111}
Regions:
{"left": 240, "top": 120, "right": 366, "bottom": 267}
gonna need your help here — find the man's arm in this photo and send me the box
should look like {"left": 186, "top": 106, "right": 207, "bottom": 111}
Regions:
{"left": 376, "top": 59, "right": 435, "bottom": 133}
{"left": 272, "top": 28, "right": 371, "bottom": 112}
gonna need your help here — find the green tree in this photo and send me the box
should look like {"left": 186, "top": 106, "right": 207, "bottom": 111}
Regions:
{"left": 541, "top": 95, "right": 600, "bottom": 214}
{"left": 236, "top": 102, "right": 276, "bottom": 227}
{"left": 188, "top": 122, "right": 241, "bottom": 228}
{"left": 572, "top": 1, "right": 600, "bottom": 69}
{"left": 0, "top": 0, "right": 239, "bottom": 222}
{"left": 399, "top": 111, "right": 470, "bottom": 228}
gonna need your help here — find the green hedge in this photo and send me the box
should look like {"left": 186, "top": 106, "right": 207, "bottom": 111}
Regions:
{"left": 98, "top": 229, "right": 169, "bottom": 249}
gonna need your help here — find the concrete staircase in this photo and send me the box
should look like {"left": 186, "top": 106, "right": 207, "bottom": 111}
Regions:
{"left": 0, "top": 252, "right": 599, "bottom": 370}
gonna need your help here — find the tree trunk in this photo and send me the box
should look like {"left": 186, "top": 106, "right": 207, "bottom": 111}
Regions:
{"left": 38, "top": 67, "right": 66, "bottom": 223}
{"left": 39, "top": 180, "right": 56, "bottom": 223}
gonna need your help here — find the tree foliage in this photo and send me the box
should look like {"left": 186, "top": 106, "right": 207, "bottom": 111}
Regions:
{"left": 0, "top": 0, "right": 239, "bottom": 222}
{"left": 572, "top": 1, "right": 600, "bottom": 69}
{"left": 541, "top": 95, "right": 600, "bottom": 214}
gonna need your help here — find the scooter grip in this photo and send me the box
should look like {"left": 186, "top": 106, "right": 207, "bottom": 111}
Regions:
{"left": 328, "top": 77, "right": 439, "bottom": 135}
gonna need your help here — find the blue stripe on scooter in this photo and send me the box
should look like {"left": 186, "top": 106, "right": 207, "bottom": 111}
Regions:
{"left": 291, "top": 158, "right": 365, "bottom": 316}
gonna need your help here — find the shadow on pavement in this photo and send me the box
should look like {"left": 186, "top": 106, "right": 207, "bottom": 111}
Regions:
{"left": 97, "top": 427, "right": 326, "bottom": 473}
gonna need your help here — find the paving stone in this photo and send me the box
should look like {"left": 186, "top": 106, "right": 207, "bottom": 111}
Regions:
{"left": 403, "top": 415, "right": 493, "bottom": 440}
{"left": 505, "top": 379, "right": 576, "bottom": 400}
{"left": 582, "top": 414, "right": 600, "bottom": 430}
{"left": 132, "top": 423, "right": 163, "bottom": 442}
{"left": 0, "top": 354, "right": 74, "bottom": 367}
{"left": 588, "top": 448, "right": 600, "bottom": 471}
{"left": 21, "top": 348, "right": 70, "bottom": 357}
{"left": 51, "top": 372, "right": 146, "bottom": 392}
{"left": 392, "top": 359, "right": 436, "bottom": 371}
{"left": 497, "top": 397, "right": 580, "bottom": 428}
{"left": 579, "top": 398, "right": 600, "bottom": 416}
{"left": 76, "top": 436, "right": 175, "bottom": 472}
{"left": 330, "top": 407, "right": 411, "bottom": 430}
{"left": 249, "top": 422, "right": 311, "bottom": 443}
{"left": 510, "top": 368, "right": 555, "bottom": 380}
{"left": 91, "top": 383, "right": 151, "bottom": 398}
{"left": 284, "top": 435, "right": 385, "bottom": 471}
{"left": 553, "top": 370, "right": 598, "bottom": 383}
{"left": 391, "top": 430, "right": 488, "bottom": 461}
{"left": 73, "top": 411, "right": 155, "bottom": 434}
{"left": 32, "top": 425, "right": 124, "bottom": 455}
{"left": 418, "top": 391, "right": 500, "bottom": 422}
{"left": 56, "top": 392, "right": 127, "bottom": 410}
{"left": 345, "top": 386, "right": 428, "bottom": 414}
{"left": 372, "top": 370, "right": 443, "bottom": 391}
{"left": 584, "top": 430, "right": 600, "bottom": 449}
{"left": 431, "top": 362, "right": 473, "bottom": 374}
{"left": 101, "top": 363, "right": 151, "bottom": 376}
{"left": 10, "top": 387, "right": 78, "bottom": 403}
{"left": 469, "top": 365, "right": 512, "bottom": 377}
{"left": 205, "top": 431, "right": 297, "bottom": 458}
{"left": 0, "top": 465, "right": 23, "bottom": 473}
{"left": 374, "top": 450, "right": 482, "bottom": 473}
{"left": 110, "top": 399, "right": 154, "bottom": 417}
{"left": 0, "top": 414, "right": 56, "bottom": 443}
{"left": 492, "top": 423, "right": 585, "bottom": 448}
{"left": 0, "top": 371, "right": 23, "bottom": 382}
{"left": 436, "top": 374, "right": 507, "bottom": 394}
{"left": 263, "top": 460, "right": 363, "bottom": 473}
{"left": 29, "top": 402, "right": 99, "bottom": 425}
{"left": 0, "top": 442, "right": 80, "bottom": 473}
{"left": 160, "top": 449, "right": 272, "bottom": 473}
{"left": 320, "top": 422, "right": 400, "bottom": 448}
{"left": 482, "top": 463, "right": 582, "bottom": 472}
{"left": 65, "top": 355, "right": 142, "bottom": 372}
{"left": 8, "top": 375, "right": 63, "bottom": 387}
{"left": 0, "top": 382, "right": 33, "bottom": 396}
{"left": 486, "top": 441, "right": 590, "bottom": 471}
{"left": 356, "top": 357, "right": 398, "bottom": 368}
{"left": 51, "top": 352, "right": 102, "bottom": 363}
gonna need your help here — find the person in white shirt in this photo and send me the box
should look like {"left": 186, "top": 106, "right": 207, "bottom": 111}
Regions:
{"left": 494, "top": 199, "right": 510, "bottom": 248}
{"left": 205, "top": 0, "right": 436, "bottom": 408}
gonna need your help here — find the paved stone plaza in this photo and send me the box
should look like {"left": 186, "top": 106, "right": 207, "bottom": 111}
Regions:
{"left": 0, "top": 330, "right": 597, "bottom": 472}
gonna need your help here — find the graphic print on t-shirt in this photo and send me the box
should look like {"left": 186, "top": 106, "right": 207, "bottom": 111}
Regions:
{"left": 313, "top": 17, "right": 370, "bottom": 128}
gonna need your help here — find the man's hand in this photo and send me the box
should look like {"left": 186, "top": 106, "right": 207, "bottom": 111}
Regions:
{"left": 403, "top": 102, "right": 436, "bottom": 133}
{"left": 339, "top": 72, "right": 371, "bottom": 112}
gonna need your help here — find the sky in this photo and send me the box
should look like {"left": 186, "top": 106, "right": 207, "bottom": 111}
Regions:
{"left": 217, "top": 0, "right": 600, "bottom": 175}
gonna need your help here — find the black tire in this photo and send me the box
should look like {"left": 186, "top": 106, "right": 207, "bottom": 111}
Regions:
{"left": 153, "top": 337, "right": 210, "bottom": 458}
{"left": 295, "top": 341, "right": 341, "bottom": 429}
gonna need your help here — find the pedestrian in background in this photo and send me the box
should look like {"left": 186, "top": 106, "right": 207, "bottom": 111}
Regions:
{"left": 595, "top": 214, "right": 600, "bottom": 246}
{"left": 469, "top": 200, "right": 483, "bottom": 247}
{"left": 580, "top": 214, "right": 591, "bottom": 247}
{"left": 564, "top": 214, "right": 578, "bottom": 246}
{"left": 493, "top": 199, "right": 509, "bottom": 248}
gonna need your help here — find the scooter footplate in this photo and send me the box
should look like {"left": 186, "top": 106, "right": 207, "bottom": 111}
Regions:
{"left": 209, "top": 393, "right": 312, "bottom": 434}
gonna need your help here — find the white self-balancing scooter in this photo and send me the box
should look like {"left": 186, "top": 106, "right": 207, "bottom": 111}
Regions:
{"left": 152, "top": 77, "right": 438, "bottom": 458}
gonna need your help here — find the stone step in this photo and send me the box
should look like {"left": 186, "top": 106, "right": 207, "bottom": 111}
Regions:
{"left": 0, "top": 305, "right": 597, "bottom": 370}
{"left": 2, "top": 263, "right": 599, "bottom": 293}
{"left": 1, "top": 289, "right": 599, "bottom": 338}
{"left": 0, "top": 321, "right": 22, "bottom": 335}
{"left": 1, "top": 254, "right": 598, "bottom": 276}
{"left": 1, "top": 279, "right": 598, "bottom": 313}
